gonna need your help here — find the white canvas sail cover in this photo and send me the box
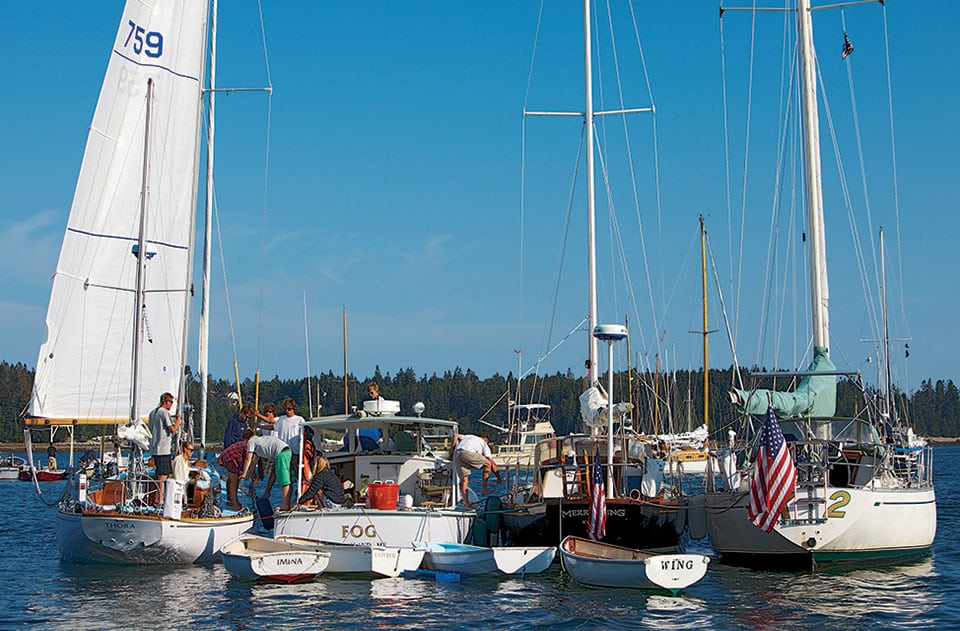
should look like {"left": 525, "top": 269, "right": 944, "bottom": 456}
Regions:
{"left": 30, "top": 1, "right": 208, "bottom": 421}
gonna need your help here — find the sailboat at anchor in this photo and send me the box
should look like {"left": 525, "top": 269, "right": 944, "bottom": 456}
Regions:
{"left": 25, "top": 0, "right": 256, "bottom": 564}
{"left": 700, "top": 0, "right": 935, "bottom": 566}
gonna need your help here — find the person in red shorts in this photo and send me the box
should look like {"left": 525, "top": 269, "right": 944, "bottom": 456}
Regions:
{"left": 217, "top": 428, "right": 254, "bottom": 511}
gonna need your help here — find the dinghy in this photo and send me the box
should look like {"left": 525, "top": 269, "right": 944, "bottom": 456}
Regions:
{"left": 275, "top": 536, "right": 425, "bottom": 578}
{"left": 221, "top": 535, "right": 331, "bottom": 584}
{"left": 559, "top": 536, "right": 709, "bottom": 594}
{"left": 419, "top": 542, "right": 555, "bottom": 576}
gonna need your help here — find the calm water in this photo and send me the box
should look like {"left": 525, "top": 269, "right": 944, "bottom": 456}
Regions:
{"left": 2, "top": 446, "right": 956, "bottom": 629}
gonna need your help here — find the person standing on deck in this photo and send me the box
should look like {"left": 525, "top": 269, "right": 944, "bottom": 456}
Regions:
{"left": 148, "top": 392, "right": 182, "bottom": 503}
{"left": 275, "top": 398, "right": 304, "bottom": 483}
{"left": 224, "top": 405, "right": 253, "bottom": 449}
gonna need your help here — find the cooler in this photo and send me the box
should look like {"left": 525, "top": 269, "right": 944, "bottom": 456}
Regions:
{"left": 367, "top": 480, "right": 400, "bottom": 510}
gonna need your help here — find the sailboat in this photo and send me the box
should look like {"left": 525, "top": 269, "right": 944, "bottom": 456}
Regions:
{"left": 701, "top": 0, "right": 935, "bottom": 566}
{"left": 500, "top": 0, "right": 687, "bottom": 550}
{"left": 24, "top": 0, "right": 255, "bottom": 564}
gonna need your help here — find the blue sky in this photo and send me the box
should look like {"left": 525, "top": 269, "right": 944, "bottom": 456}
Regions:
{"left": 1, "top": 1, "right": 957, "bottom": 394}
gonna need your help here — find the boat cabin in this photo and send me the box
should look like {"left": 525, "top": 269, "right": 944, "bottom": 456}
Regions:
{"left": 303, "top": 403, "right": 458, "bottom": 508}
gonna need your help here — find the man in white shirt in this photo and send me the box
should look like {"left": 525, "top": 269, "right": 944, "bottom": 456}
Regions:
{"left": 451, "top": 432, "right": 502, "bottom": 500}
{"left": 275, "top": 397, "right": 304, "bottom": 481}
{"left": 240, "top": 434, "right": 293, "bottom": 511}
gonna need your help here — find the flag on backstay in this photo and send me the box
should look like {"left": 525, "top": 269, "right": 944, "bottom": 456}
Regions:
{"left": 748, "top": 404, "right": 797, "bottom": 532}
{"left": 841, "top": 31, "right": 854, "bottom": 59}
{"left": 587, "top": 446, "right": 606, "bottom": 540}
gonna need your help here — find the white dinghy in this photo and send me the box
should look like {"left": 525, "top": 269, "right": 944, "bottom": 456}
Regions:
{"left": 276, "top": 536, "right": 425, "bottom": 578}
{"left": 419, "top": 542, "right": 556, "bottom": 576}
{"left": 560, "top": 536, "right": 709, "bottom": 594}
{"left": 221, "top": 535, "right": 331, "bottom": 584}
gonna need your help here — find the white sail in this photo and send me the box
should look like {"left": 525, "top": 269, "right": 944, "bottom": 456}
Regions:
{"left": 30, "top": 1, "right": 208, "bottom": 422}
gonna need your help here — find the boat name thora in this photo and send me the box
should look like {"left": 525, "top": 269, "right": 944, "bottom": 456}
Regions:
{"left": 342, "top": 524, "right": 378, "bottom": 539}
{"left": 105, "top": 521, "right": 137, "bottom": 531}
{"left": 560, "top": 508, "right": 626, "bottom": 519}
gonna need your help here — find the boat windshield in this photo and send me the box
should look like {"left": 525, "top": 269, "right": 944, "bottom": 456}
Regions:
{"left": 779, "top": 418, "right": 882, "bottom": 445}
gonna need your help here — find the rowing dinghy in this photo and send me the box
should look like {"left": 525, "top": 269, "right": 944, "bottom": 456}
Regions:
{"left": 559, "top": 536, "right": 709, "bottom": 594}
{"left": 419, "top": 542, "right": 556, "bottom": 576}
{"left": 221, "top": 534, "right": 331, "bottom": 584}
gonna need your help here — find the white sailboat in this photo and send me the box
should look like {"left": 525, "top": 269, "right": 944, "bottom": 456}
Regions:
{"left": 500, "top": 0, "right": 686, "bottom": 550}
{"left": 701, "top": 0, "right": 935, "bottom": 566}
{"left": 26, "top": 0, "right": 255, "bottom": 564}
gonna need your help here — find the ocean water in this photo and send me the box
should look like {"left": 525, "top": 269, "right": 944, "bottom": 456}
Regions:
{"left": 1, "top": 446, "right": 956, "bottom": 629}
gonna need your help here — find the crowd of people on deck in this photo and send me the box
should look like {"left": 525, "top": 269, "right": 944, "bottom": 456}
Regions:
{"left": 138, "top": 381, "right": 503, "bottom": 516}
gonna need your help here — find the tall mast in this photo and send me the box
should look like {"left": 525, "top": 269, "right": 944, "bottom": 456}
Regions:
{"left": 131, "top": 78, "right": 155, "bottom": 424}
{"left": 199, "top": 0, "right": 218, "bottom": 451}
{"left": 798, "top": 0, "right": 830, "bottom": 351}
{"left": 700, "top": 216, "right": 709, "bottom": 432}
{"left": 343, "top": 306, "right": 348, "bottom": 414}
{"left": 880, "top": 228, "right": 892, "bottom": 418}
{"left": 583, "top": 0, "right": 599, "bottom": 386}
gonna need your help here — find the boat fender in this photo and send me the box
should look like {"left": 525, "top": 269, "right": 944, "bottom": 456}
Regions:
{"left": 485, "top": 495, "right": 502, "bottom": 533}
{"left": 471, "top": 518, "right": 489, "bottom": 546}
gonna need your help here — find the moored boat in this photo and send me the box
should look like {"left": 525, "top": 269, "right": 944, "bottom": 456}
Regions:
{"left": 418, "top": 542, "right": 555, "bottom": 576}
{"left": 0, "top": 456, "right": 26, "bottom": 481}
{"left": 221, "top": 534, "right": 331, "bottom": 583}
{"left": 559, "top": 536, "right": 709, "bottom": 593}
{"left": 19, "top": 468, "right": 67, "bottom": 482}
{"left": 24, "top": 0, "right": 257, "bottom": 564}
{"left": 273, "top": 400, "right": 475, "bottom": 549}
{"left": 698, "top": 0, "right": 936, "bottom": 567}
{"left": 275, "top": 536, "right": 425, "bottom": 578}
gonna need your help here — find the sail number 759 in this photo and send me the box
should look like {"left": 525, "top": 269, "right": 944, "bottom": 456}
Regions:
{"left": 124, "top": 20, "right": 163, "bottom": 59}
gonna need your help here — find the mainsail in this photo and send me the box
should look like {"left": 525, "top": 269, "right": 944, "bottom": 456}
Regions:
{"left": 728, "top": 346, "right": 837, "bottom": 419}
{"left": 30, "top": 1, "right": 208, "bottom": 422}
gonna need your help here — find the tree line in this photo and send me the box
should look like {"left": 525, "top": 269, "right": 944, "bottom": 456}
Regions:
{"left": 1, "top": 360, "right": 958, "bottom": 444}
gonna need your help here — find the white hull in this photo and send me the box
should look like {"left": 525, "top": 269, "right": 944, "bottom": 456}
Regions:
{"left": 421, "top": 542, "right": 555, "bottom": 575}
{"left": 221, "top": 535, "right": 331, "bottom": 583}
{"left": 274, "top": 507, "right": 474, "bottom": 548}
{"left": 0, "top": 468, "right": 22, "bottom": 481}
{"left": 560, "top": 536, "right": 709, "bottom": 592}
{"left": 276, "top": 537, "right": 425, "bottom": 577}
{"left": 57, "top": 509, "right": 254, "bottom": 564}
{"left": 705, "top": 485, "right": 937, "bottom": 561}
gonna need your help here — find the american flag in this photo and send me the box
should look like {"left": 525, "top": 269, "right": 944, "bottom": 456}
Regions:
{"left": 841, "top": 31, "right": 854, "bottom": 59}
{"left": 748, "top": 405, "right": 797, "bottom": 532}
{"left": 587, "top": 446, "right": 606, "bottom": 540}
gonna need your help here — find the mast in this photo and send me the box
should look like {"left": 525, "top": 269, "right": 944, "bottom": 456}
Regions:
{"left": 583, "top": 0, "right": 599, "bottom": 386}
{"left": 700, "top": 216, "right": 709, "bottom": 433}
{"left": 798, "top": 0, "right": 830, "bottom": 351}
{"left": 199, "top": 0, "right": 218, "bottom": 451}
{"left": 879, "top": 228, "right": 892, "bottom": 418}
{"left": 343, "top": 306, "right": 348, "bottom": 414}
{"left": 130, "top": 78, "right": 155, "bottom": 424}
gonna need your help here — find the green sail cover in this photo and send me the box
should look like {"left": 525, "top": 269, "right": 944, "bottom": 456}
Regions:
{"left": 729, "top": 346, "right": 837, "bottom": 418}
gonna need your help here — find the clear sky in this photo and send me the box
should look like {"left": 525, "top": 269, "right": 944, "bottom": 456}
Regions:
{"left": 1, "top": 1, "right": 957, "bottom": 394}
